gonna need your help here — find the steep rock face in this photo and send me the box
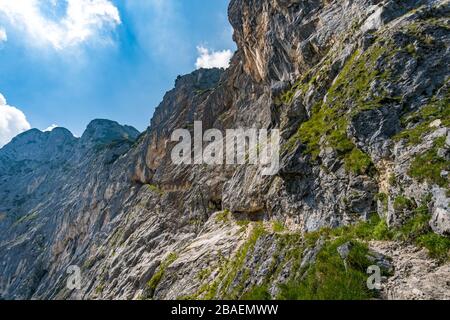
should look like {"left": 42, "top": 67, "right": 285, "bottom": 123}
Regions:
{"left": 0, "top": 120, "right": 140, "bottom": 299}
{"left": 229, "top": 0, "right": 428, "bottom": 83}
{"left": 0, "top": 0, "right": 449, "bottom": 300}
{"left": 224, "top": 0, "right": 450, "bottom": 233}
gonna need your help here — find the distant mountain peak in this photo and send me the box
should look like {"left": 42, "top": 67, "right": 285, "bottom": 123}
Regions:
{"left": 81, "top": 119, "right": 140, "bottom": 145}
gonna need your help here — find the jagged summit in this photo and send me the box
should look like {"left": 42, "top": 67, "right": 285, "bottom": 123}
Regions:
{"left": 0, "top": 127, "right": 76, "bottom": 161}
{"left": 80, "top": 119, "right": 140, "bottom": 145}
{"left": 174, "top": 68, "right": 224, "bottom": 90}
{"left": 1, "top": 119, "right": 139, "bottom": 158}
{"left": 3, "top": 127, "right": 73, "bottom": 147}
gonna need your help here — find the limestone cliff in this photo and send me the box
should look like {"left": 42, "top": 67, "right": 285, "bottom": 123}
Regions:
{"left": 0, "top": 0, "right": 449, "bottom": 300}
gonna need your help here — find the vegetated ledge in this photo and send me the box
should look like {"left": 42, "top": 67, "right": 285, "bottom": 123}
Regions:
{"left": 147, "top": 205, "right": 449, "bottom": 301}
{"left": 283, "top": 40, "right": 397, "bottom": 176}
{"left": 282, "top": 16, "right": 450, "bottom": 178}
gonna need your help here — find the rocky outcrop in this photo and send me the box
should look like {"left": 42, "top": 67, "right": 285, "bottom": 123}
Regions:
{"left": 0, "top": 0, "right": 449, "bottom": 300}
{"left": 370, "top": 241, "right": 450, "bottom": 300}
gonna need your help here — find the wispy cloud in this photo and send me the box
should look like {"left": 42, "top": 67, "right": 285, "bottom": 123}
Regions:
{"left": 0, "top": 0, "right": 121, "bottom": 50}
{"left": 0, "top": 27, "right": 7, "bottom": 43}
{"left": 124, "top": 0, "right": 189, "bottom": 64}
{"left": 43, "top": 124, "right": 59, "bottom": 132}
{"left": 0, "top": 93, "right": 31, "bottom": 147}
{"left": 195, "top": 46, "right": 233, "bottom": 69}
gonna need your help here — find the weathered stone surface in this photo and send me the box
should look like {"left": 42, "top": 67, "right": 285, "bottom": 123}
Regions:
{"left": 430, "top": 186, "right": 450, "bottom": 236}
{"left": 370, "top": 241, "right": 450, "bottom": 300}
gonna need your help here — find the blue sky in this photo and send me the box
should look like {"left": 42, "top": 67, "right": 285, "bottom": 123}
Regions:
{"left": 0, "top": 0, "right": 235, "bottom": 145}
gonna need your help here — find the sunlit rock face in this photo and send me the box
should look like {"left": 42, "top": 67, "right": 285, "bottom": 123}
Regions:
{"left": 0, "top": 0, "right": 449, "bottom": 300}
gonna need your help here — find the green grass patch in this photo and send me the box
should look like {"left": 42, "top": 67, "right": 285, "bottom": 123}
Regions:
{"left": 391, "top": 200, "right": 450, "bottom": 262}
{"left": 196, "top": 268, "right": 212, "bottom": 282}
{"left": 393, "top": 196, "right": 416, "bottom": 212}
{"left": 147, "top": 184, "right": 164, "bottom": 196}
{"left": 392, "top": 213, "right": 429, "bottom": 241}
{"left": 344, "top": 148, "right": 375, "bottom": 175}
{"left": 278, "top": 240, "right": 376, "bottom": 300}
{"left": 216, "top": 210, "right": 230, "bottom": 223}
{"left": 395, "top": 90, "right": 450, "bottom": 145}
{"left": 276, "top": 206, "right": 449, "bottom": 300}
{"left": 389, "top": 174, "right": 397, "bottom": 186}
{"left": 329, "top": 206, "right": 449, "bottom": 261}
{"left": 285, "top": 45, "right": 393, "bottom": 174}
{"left": 241, "top": 285, "right": 272, "bottom": 300}
{"left": 409, "top": 137, "right": 449, "bottom": 188}
{"left": 146, "top": 253, "right": 178, "bottom": 298}
{"left": 189, "top": 198, "right": 448, "bottom": 300}
{"left": 14, "top": 212, "right": 39, "bottom": 226}
{"left": 272, "top": 221, "right": 285, "bottom": 233}
{"left": 416, "top": 233, "right": 450, "bottom": 261}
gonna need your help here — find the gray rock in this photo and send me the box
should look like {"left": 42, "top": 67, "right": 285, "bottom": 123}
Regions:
{"left": 337, "top": 242, "right": 353, "bottom": 261}
{"left": 430, "top": 186, "right": 450, "bottom": 236}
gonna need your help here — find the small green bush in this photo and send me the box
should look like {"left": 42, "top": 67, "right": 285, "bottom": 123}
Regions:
{"left": 344, "top": 148, "right": 374, "bottom": 175}
{"left": 236, "top": 219, "right": 251, "bottom": 227}
{"left": 372, "top": 219, "right": 392, "bottom": 240}
{"left": 241, "top": 285, "right": 271, "bottom": 300}
{"left": 272, "top": 221, "right": 285, "bottom": 233}
{"left": 393, "top": 196, "right": 415, "bottom": 212}
{"left": 216, "top": 210, "right": 230, "bottom": 223}
{"left": 416, "top": 233, "right": 450, "bottom": 261}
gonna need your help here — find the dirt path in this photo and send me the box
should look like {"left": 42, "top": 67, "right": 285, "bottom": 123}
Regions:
{"left": 369, "top": 241, "right": 450, "bottom": 300}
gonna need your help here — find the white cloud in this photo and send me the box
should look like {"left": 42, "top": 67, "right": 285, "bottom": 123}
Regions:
{"left": 195, "top": 46, "right": 233, "bottom": 69}
{"left": 0, "top": 27, "right": 7, "bottom": 43}
{"left": 0, "top": 93, "right": 31, "bottom": 148}
{"left": 44, "top": 124, "right": 59, "bottom": 132}
{"left": 0, "top": 0, "right": 121, "bottom": 50}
